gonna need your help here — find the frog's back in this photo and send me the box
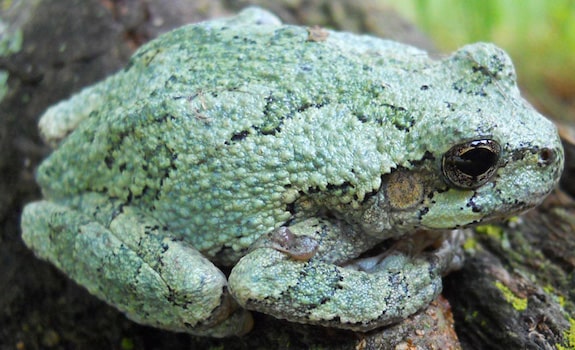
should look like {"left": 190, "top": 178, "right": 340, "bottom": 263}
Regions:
{"left": 36, "top": 11, "right": 434, "bottom": 262}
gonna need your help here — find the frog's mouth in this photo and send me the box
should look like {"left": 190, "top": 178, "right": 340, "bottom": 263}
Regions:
{"left": 418, "top": 186, "right": 551, "bottom": 231}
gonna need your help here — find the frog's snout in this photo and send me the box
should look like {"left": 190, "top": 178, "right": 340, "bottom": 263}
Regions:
{"left": 536, "top": 146, "right": 560, "bottom": 168}
{"left": 529, "top": 141, "right": 564, "bottom": 199}
{"left": 538, "top": 142, "right": 564, "bottom": 184}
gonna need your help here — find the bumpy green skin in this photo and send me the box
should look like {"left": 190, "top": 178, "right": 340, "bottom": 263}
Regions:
{"left": 21, "top": 8, "right": 563, "bottom": 337}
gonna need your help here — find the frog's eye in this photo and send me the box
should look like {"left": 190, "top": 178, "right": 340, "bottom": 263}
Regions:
{"left": 441, "top": 139, "right": 501, "bottom": 189}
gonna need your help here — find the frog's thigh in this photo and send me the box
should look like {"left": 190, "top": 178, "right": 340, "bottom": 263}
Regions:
{"left": 21, "top": 200, "right": 252, "bottom": 337}
{"left": 229, "top": 244, "right": 443, "bottom": 331}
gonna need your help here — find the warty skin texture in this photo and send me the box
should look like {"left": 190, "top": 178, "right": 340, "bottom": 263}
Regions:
{"left": 21, "top": 8, "right": 563, "bottom": 336}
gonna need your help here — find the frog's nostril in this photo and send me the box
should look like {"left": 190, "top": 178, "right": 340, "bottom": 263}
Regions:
{"left": 538, "top": 147, "right": 556, "bottom": 166}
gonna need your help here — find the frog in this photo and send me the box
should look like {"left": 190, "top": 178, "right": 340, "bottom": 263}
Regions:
{"left": 20, "top": 7, "right": 564, "bottom": 338}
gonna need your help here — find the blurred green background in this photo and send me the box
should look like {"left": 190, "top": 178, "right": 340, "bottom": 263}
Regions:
{"left": 388, "top": 0, "right": 575, "bottom": 123}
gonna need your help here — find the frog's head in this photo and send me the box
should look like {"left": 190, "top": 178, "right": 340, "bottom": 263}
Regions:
{"left": 374, "top": 43, "right": 564, "bottom": 233}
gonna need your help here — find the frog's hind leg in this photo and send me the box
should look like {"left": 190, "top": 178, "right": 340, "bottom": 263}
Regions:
{"left": 21, "top": 194, "right": 252, "bottom": 337}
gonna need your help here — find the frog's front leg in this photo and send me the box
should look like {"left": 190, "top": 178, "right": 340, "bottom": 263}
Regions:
{"left": 229, "top": 219, "right": 459, "bottom": 331}
{"left": 21, "top": 194, "right": 252, "bottom": 337}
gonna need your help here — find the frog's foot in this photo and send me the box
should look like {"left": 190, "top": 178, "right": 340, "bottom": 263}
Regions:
{"left": 228, "top": 221, "right": 460, "bottom": 331}
{"left": 21, "top": 196, "right": 252, "bottom": 337}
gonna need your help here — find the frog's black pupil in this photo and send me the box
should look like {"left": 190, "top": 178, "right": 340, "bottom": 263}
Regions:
{"left": 457, "top": 147, "right": 498, "bottom": 177}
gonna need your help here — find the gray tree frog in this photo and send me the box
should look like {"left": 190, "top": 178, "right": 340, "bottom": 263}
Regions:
{"left": 21, "top": 8, "right": 563, "bottom": 337}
